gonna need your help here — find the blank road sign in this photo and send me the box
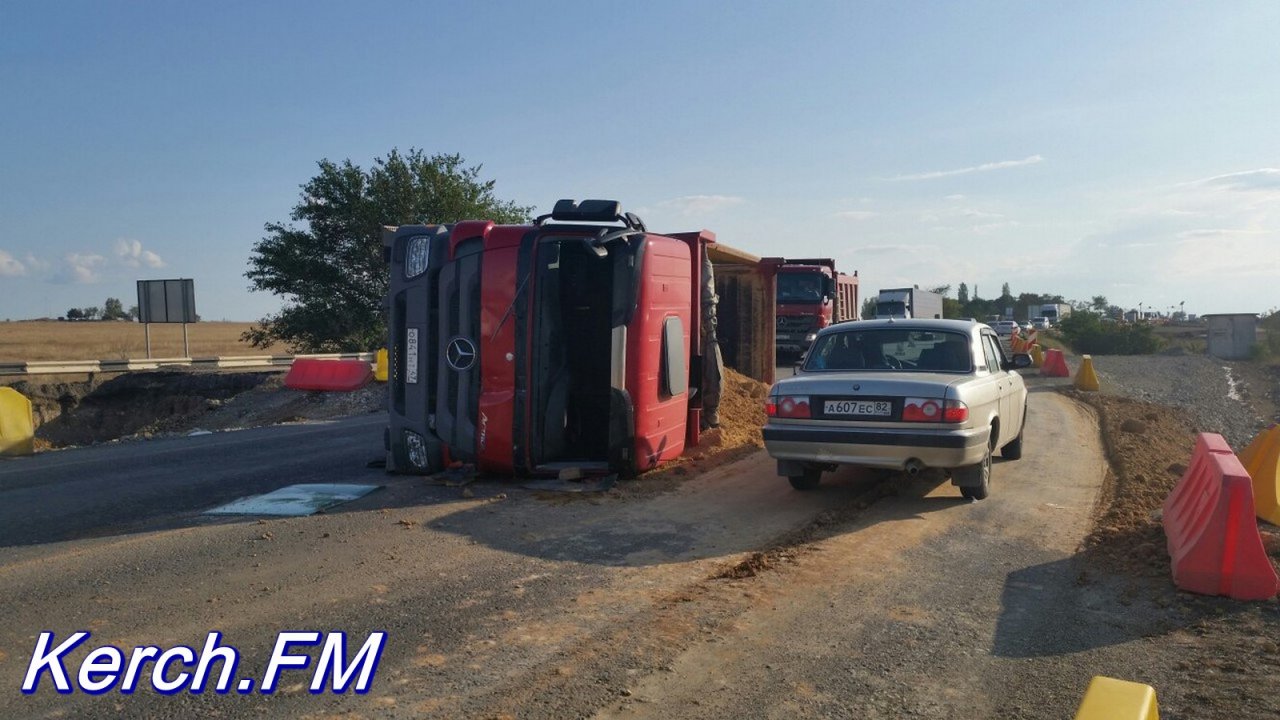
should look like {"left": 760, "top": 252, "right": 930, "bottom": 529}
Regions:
{"left": 137, "top": 279, "right": 197, "bottom": 323}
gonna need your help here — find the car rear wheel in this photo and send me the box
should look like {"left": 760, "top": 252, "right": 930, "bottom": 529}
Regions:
{"left": 955, "top": 444, "right": 991, "bottom": 500}
{"left": 788, "top": 467, "right": 822, "bottom": 491}
{"left": 1002, "top": 409, "right": 1025, "bottom": 460}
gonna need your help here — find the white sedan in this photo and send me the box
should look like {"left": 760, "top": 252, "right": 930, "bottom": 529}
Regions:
{"left": 763, "top": 319, "right": 1031, "bottom": 500}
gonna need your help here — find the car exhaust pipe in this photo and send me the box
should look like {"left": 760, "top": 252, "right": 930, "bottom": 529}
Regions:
{"left": 904, "top": 459, "right": 924, "bottom": 476}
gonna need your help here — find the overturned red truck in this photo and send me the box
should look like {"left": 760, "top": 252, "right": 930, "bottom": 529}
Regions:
{"left": 766, "top": 258, "right": 858, "bottom": 355}
{"left": 382, "top": 199, "right": 775, "bottom": 477}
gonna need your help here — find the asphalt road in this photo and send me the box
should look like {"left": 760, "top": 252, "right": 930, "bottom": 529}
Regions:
{"left": 0, "top": 414, "right": 387, "bottom": 547}
{"left": 0, "top": 387, "right": 1115, "bottom": 718}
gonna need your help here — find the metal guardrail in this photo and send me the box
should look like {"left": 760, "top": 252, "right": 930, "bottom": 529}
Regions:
{"left": 0, "top": 353, "right": 377, "bottom": 377}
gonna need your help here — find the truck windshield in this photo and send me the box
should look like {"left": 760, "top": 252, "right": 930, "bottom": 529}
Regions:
{"left": 776, "top": 273, "right": 824, "bottom": 304}
{"left": 805, "top": 329, "right": 972, "bottom": 373}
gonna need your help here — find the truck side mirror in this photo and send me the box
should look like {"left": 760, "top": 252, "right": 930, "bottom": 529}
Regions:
{"left": 823, "top": 276, "right": 835, "bottom": 298}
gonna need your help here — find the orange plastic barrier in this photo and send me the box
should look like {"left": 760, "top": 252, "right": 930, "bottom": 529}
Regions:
{"left": 1162, "top": 433, "right": 1279, "bottom": 600}
{"left": 284, "top": 358, "right": 374, "bottom": 392}
{"left": 1162, "top": 433, "right": 1233, "bottom": 528}
{"left": 1239, "top": 424, "right": 1280, "bottom": 526}
{"left": 1039, "top": 348, "right": 1070, "bottom": 377}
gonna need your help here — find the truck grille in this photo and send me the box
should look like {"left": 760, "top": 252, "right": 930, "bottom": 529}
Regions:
{"left": 434, "top": 244, "right": 482, "bottom": 461}
{"left": 777, "top": 315, "right": 818, "bottom": 334}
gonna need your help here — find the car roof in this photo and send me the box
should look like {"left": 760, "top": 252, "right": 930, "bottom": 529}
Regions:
{"left": 823, "top": 318, "right": 989, "bottom": 337}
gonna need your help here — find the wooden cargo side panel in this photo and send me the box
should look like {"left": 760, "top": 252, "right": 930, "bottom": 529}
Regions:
{"left": 712, "top": 264, "right": 775, "bottom": 386}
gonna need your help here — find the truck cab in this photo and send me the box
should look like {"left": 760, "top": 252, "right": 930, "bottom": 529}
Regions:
{"left": 383, "top": 200, "right": 714, "bottom": 478}
{"left": 766, "top": 258, "right": 858, "bottom": 355}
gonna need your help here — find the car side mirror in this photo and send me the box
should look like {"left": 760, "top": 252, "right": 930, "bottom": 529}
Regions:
{"left": 1005, "top": 354, "right": 1032, "bottom": 370}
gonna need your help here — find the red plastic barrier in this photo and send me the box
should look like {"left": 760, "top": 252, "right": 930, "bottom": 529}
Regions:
{"left": 284, "top": 358, "right": 373, "bottom": 392}
{"left": 1162, "top": 433, "right": 1233, "bottom": 540}
{"left": 1039, "top": 348, "right": 1070, "bottom": 377}
{"left": 1162, "top": 433, "right": 1279, "bottom": 600}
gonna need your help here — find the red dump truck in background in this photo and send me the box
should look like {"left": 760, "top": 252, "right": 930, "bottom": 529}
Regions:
{"left": 383, "top": 199, "right": 775, "bottom": 477}
{"left": 764, "top": 258, "right": 859, "bottom": 355}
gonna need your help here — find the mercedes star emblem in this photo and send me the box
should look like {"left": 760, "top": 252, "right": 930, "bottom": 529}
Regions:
{"left": 445, "top": 336, "right": 477, "bottom": 372}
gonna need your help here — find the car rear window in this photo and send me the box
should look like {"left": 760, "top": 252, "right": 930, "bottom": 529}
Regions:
{"left": 805, "top": 329, "right": 972, "bottom": 372}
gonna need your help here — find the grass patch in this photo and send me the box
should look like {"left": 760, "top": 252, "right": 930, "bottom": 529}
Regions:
{"left": 0, "top": 320, "right": 259, "bottom": 362}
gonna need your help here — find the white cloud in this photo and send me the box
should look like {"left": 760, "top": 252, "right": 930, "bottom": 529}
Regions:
{"left": 857, "top": 243, "right": 943, "bottom": 259}
{"left": 0, "top": 250, "right": 26, "bottom": 277}
{"left": 1192, "top": 168, "right": 1280, "bottom": 192}
{"left": 834, "top": 210, "right": 877, "bottom": 221}
{"left": 657, "top": 195, "right": 744, "bottom": 216}
{"left": 114, "top": 238, "right": 165, "bottom": 269}
{"left": 944, "top": 194, "right": 966, "bottom": 201}
{"left": 893, "top": 155, "right": 1044, "bottom": 181}
{"left": 858, "top": 244, "right": 917, "bottom": 255}
{"left": 960, "top": 209, "right": 1004, "bottom": 220}
{"left": 23, "top": 253, "right": 50, "bottom": 273}
{"left": 56, "top": 253, "right": 105, "bottom": 284}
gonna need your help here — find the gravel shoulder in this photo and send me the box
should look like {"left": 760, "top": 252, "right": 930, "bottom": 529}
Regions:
{"left": 1089, "top": 354, "right": 1278, "bottom": 449}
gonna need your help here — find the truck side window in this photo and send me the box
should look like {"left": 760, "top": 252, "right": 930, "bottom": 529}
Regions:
{"left": 660, "top": 316, "right": 687, "bottom": 397}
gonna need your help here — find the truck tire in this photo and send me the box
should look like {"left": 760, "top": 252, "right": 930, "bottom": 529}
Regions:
{"left": 955, "top": 444, "right": 992, "bottom": 501}
{"left": 788, "top": 467, "right": 822, "bottom": 491}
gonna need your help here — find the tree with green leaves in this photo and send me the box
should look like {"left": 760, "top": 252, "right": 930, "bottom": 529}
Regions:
{"left": 245, "top": 149, "right": 533, "bottom": 352}
{"left": 102, "top": 297, "right": 127, "bottom": 321}
{"left": 862, "top": 297, "right": 878, "bottom": 320}
{"left": 957, "top": 282, "right": 969, "bottom": 304}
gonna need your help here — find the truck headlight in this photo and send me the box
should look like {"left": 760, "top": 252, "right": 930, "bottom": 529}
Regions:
{"left": 404, "top": 236, "right": 432, "bottom": 279}
{"left": 403, "top": 430, "right": 430, "bottom": 468}
{"left": 804, "top": 333, "right": 817, "bottom": 343}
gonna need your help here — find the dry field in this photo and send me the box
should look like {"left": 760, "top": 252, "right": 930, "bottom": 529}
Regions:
{"left": 0, "top": 320, "right": 260, "bottom": 362}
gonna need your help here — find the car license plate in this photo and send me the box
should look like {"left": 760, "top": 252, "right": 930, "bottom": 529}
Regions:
{"left": 824, "top": 399, "right": 891, "bottom": 417}
{"left": 405, "top": 328, "right": 419, "bottom": 384}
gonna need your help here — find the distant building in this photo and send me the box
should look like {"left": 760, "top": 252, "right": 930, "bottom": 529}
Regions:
{"left": 1203, "top": 313, "right": 1258, "bottom": 360}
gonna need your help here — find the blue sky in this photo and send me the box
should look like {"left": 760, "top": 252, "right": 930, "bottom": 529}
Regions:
{"left": 2, "top": 1, "right": 1278, "bottom": 321}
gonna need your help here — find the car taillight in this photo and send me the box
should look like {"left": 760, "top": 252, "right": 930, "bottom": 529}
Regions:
{"left": 765, "top": 396, "right": 811, "bottom": 419}
{"left": 902, "top": 398, "right": 968, "bottom": 423}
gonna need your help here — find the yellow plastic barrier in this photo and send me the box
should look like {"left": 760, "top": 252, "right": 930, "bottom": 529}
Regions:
{"left": 1074, "top": 354, "right": 1100, "bottom": 392}
{"left": 0, "top": 387, "right": 35, "bottom": 457}
{"left": 1074, "top": 676, "right": 1159, "bottom": 720}
{"left": 1031, "top": 344, "right": 1044, "bottom": 368}
{"left": 374, "top": 348, "right": 388, "bottom": 383}
{"left": 1239, "top": 424, "right": 1280, "bottom": 526}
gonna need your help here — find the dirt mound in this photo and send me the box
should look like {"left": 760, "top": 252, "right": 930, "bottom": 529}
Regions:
{"left": 714, "top": 367, "right": 769, "bottom": 448}
{"left": 1066, "top": 388, "right": 1280, "bottom": 578}
{"left": 629, "top": 368, "right": 770, "bottom": 491}
{"left": 11, "top": 369, "right": 384, "bottom": 448}
{"left": 17, "top": 371, "right": 274, "bottom": 446}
